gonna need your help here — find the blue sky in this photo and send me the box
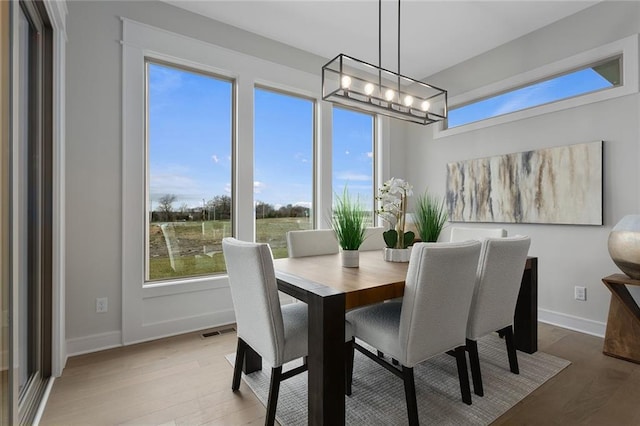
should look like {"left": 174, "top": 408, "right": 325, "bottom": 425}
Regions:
{"left": 148, "top": 63, "right": 373, "bottom": 212}
{"left": 448, "top": 68, "right": 615, "bottom": 128}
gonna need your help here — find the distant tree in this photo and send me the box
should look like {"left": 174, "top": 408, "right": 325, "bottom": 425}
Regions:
{"left": 179, "top": 202, "right": 189, "bottom": 214}
{"left": 157, "top": 194, "right": 177, "bottom": 221}
{"left": 290, "top": 205, "right": 309, "bottom": 218}
{"left": 255, "top": 201, "right": 275, "bottom": 219}
{"left": 206, "top": 195, "right": 232, "bottom": 220}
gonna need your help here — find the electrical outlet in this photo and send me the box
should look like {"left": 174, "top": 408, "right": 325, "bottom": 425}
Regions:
{"left": 96, "top": 297, "right": 108, "bottom": 313}
{"left": 574, "top": 286, "right": 587, "bottom": 301}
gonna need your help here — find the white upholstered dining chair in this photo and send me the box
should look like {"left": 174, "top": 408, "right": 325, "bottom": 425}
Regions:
{"left": 450, "top": 226, "right": 507, "bottom": 242}
{"left": 346, "top": 241, "right": 482, "bottom": 425}
{"left": 286, "top": 229, "right": 339, "bottom": 258}
{"left": 359, "top": 226, "right": 386, "bottom": 251}
{"left": 222, "top": 238, "right": 308, "bottom": 425}
{"left": 222, "top": 237, "right": 352, "bottom": 425}
{"left": 466, "top": 235, "right": 531, "bottom": 397}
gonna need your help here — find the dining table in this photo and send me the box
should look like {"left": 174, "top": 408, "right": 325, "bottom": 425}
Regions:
{"left": 241, "top": 249, "right": 538, "bottom": 426}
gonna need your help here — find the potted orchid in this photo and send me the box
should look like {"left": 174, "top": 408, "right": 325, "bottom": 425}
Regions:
{"left": 376, "top": 177, "right": 415, "bottom": 262}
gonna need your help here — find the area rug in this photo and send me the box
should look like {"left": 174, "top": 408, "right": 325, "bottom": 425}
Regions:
{"left": 225, "top": 334, "right": 570, "bottom": 425}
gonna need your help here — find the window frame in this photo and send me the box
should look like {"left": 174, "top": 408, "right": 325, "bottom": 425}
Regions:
{"left": 143, "top": 58, "right": 236, "bottom": 282}
{"left": 435, "top": 34, "right": 638, "bottom": 138}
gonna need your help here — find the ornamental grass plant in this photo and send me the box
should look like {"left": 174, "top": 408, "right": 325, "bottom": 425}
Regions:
{"left": 331, "top": 188, "right": 367, "bottom": 251}
{"left": 414, "top": 191, "right": 448, "bottom": 242}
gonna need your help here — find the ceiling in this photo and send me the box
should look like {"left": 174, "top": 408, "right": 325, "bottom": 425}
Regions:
{"left": 164, "top": 0, "right": 599, "bottom": 79}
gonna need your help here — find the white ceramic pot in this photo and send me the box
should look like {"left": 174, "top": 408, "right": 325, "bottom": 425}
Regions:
{"left": 384, "top": 247, "right": 411, "bottom": 263}
{"left": 341, "top": 249, "right": 359, "bottom": 268}
{"left": 608, "top": 215, "right": 640, "bottom": 279}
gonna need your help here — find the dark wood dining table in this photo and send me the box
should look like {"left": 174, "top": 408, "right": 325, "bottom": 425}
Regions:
{"left": 244, "top": 249, "right": 538, "bottom": 426}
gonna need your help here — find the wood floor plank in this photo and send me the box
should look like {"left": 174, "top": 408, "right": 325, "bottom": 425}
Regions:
{"left": 41, "top": 323, "right": 640, "bottom": 425}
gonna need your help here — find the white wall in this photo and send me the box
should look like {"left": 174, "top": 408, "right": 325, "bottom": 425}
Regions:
{"left": 394, "top": 1, "right": 640, "bottom": 336}
{"left": 65, "top": 1, "right": 327, "bottom": 351}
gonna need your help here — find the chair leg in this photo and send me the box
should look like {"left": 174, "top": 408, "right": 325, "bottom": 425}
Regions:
{"left": 232, "top": 338, "right": 246, "bottom": 391}
{"left": 265, "top": 366, "right": 282, "bottom": 426}
{"left": 346, "top": 339, "right": 354, "bottom": 396}
{"left": 502, "top": 326, "right": 520, "bottom": 374}
{"left": 402, "top": 366, "right": 419, "bottom": 426}
{"left": 466, "top": 338, "right": 484, "bottom": 397}
{"left": 454, "top": 346, "right": 472, "bottom": 405}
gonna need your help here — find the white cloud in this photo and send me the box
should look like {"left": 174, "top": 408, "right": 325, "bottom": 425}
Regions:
{"left": 345, "top": 150, "right": 350, "bottom": 155}
{"left": 294, "top": 201, "right": 312, "bottom": 209}
{"left": 294, "top": 152, "right": 309, "bottom": 163}
{"left": 149, "top": 66, "right": 183, "bottom": 94}
{"left": 254, "top": 181, "right": 266, "bottom": 194}
{"left": 366, "top": 152, "right": 373, "bottom": 158}
{"left": 335, "top": 171, "right": 372, "bottom": 182}
{"left": 211, "top": 155, "right": 220, "bottom": 163}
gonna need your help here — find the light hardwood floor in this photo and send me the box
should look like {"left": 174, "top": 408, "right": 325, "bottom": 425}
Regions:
{"left": 41, "top": 323, "right": 640, "bottom": 425}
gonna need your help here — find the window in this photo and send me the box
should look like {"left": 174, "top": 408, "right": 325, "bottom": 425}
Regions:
{"left": 254, "top": 87, "right": 314, "bottom": 258}
{"left": 448, "top": 56, "right": 621, "bottom": 129}
{"left": 332, "top": 107, "right": 375, "bottom": 221}
{"left": 146, "top": 61, "right": 233, "bottom": 281}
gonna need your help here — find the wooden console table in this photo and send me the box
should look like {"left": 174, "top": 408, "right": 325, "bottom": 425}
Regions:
{"left": 601, "top": 274, "right": 640, "bottom": 364}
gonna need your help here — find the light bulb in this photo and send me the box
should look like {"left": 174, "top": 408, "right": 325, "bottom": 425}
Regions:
{"left": 384, "top": 89, "right": 395, "bottom": 101}
{"left": 341, "top": 75, "right": 352, "bottom": 89}
{"left": 421, "top": 100, "right": 431, "bottom": 111}
{"left": 404, "top": 95, "right": 414, "bottom": 107}
{"left": 364, "top": 83, "right": 375, "bottom": 95}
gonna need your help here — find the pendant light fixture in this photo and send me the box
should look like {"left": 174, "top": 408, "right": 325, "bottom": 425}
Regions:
{"left": 322, "top": 0, "right": 447, "bottom": 125}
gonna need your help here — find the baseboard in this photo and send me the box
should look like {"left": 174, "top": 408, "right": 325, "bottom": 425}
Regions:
{"left": 125, "top": 310, "right": 236, "bottom": 346}
{"left": 538, "top": 308, "right": 606, "bottom": 338}
{"left": 66, "top": 330, "right": 123, "bottom": 357}
{"left": 67, "top": 310, "right": 236, "bottom": 356}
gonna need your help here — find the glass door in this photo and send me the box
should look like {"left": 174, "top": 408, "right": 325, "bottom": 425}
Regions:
{"left": 1, "top": 1, "right": 10, "bottom": 424}
{"left": 11, "top": 1, "right": 53, "bottom": 423}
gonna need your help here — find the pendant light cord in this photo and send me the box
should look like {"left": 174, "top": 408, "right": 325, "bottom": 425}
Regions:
{"left": 397, "top": 0, "right": 401, "bottom": 77}
{"left": 378, "top": 0, "right": 382, "bottom": 92}
{"left": 377, "top": 0, "right": 403, "bottom": 101}
{"left": 397, "top": 0, "right": 401, "bottom": 97}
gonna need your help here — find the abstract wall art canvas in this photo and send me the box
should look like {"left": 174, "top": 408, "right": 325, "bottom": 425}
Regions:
{"left": 446, "top": 141, "right": 603, "bottom": 225}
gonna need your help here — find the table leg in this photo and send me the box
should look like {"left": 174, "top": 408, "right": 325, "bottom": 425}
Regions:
{"left": 514, "top": 257, "right": 538, "bottom": 354}
{"left": 307, "top": 291, "right": 346, "bottom": 426}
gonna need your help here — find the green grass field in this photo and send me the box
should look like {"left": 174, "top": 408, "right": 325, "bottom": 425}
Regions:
{"left": 148, "top": 217, "right": 312, "bottom": 281}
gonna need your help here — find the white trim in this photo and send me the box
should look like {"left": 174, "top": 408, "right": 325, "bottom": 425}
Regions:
{"left": 143, "top": 275, "right": 228, "bottom": 298}
{"left": 66, "top": 309, "right": 235, "bottom": 356}
{"left": 66, "top": 331, "right": 123, "bottom": 357}
{"left": 538, "top": 308, "right": 606, "bottom": 338}
{"left": 43, "top": 0, "right": 68, "bottom": 377}
{"left": 436, "top": 34, "right": 639, "bottom": 138}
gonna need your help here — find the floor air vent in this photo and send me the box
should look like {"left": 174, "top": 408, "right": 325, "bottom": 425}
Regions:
{"left": 201, "top": 327, "right": 235, "bottom": 338}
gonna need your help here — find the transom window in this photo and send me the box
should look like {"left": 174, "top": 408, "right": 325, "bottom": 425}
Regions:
{"left": 145, "top": 61, "right": 233, "bottom": 281}
{"left": 448, "top": 56, "right": 621, "bottom": 129}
